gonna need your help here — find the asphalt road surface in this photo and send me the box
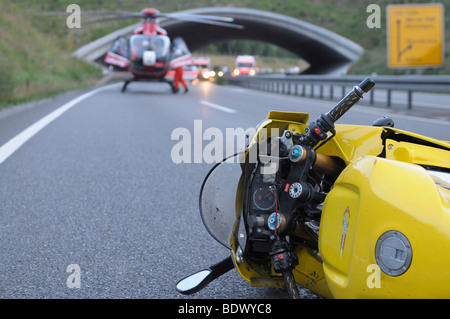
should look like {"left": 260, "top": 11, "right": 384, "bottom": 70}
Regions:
{"left": 0, "top": 80, "right": 448, "bottom": 299}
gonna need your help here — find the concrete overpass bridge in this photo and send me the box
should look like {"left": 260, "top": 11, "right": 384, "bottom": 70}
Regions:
{"left": 74, "top": 7, "right": 364, "bottom": 75}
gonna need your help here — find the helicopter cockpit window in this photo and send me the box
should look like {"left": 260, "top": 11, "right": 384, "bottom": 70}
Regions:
{"left": 130, "top": 35, "right": 171, "bottom": 61}
{"left": 110, "top": 36, "right": 130, "bottom": 59}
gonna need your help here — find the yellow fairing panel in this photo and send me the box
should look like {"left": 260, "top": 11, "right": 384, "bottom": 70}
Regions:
{"left": 385, "top": 139, "right": 450, "bottom": 169}
{"left": 317, "top": 125, "right": 385, "bottom": 164}
{"left": 319, "top": 156, "right": 450, "bottom": 298}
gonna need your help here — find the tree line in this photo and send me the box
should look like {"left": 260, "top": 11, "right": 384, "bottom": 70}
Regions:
{"left": 200, "top": 40, "right": 298, "bottom": 58}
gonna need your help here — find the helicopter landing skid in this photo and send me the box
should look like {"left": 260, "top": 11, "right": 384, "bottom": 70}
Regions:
{"left": 121, "top": 77, "right": 175, "bottom": 93}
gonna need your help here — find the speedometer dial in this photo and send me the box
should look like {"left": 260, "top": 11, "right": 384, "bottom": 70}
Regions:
{"left": 252, "top": 186, "right": 276, "bottom": 210}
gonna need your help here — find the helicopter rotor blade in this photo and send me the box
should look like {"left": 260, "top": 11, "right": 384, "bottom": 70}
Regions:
{"left": 36, "top": 11, "right": 131, "bottom": 16}
{"left": 37, "top": 10, "right": 244, "bottom": 29}
{"left": 36, "top": 11, "right": 147, "bottom": 24}
{"left": 84, "top": 14, "right": 146, "bottom": 24}
{"left": 159, "top": 13, "right": 243, "bottom": 29}
{"left": 162, "top": 13, "right": 235, "bottom": 22}
{"left": 187, "top": 18, "right": 244, "bottom": 29}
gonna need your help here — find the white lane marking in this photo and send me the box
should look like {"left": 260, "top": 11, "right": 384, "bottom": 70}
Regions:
{"left": 0, "top": 83, "right": 120, "bottom": 166}
{"left": 200, "top": 100, "right": 237, "bottom": 114}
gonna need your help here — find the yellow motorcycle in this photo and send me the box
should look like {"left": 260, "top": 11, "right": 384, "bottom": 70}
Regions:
{"left": 176, "top": 78, "right": 450, "bottom": 298}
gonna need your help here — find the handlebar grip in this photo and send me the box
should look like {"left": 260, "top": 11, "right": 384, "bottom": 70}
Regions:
{"left": 326, "top": 77, "right": 375, "bottom": 122}
{"left": 299, "top": 77, "right": 375, "bottom": 148}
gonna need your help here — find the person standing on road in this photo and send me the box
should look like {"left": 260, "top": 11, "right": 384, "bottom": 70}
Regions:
{"left": 170, "top": 37, "right": 192, "bottom": 94}
{"left": 174, "top": 66, "right": 188, "bottom": 93}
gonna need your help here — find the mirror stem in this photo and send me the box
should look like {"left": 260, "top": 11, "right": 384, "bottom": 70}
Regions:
{"left": 210, "top": 255, "right": 234, "bottom": 280}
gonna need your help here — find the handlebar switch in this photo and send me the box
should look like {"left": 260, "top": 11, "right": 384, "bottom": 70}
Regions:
{"left": 270, "top": 238, "right": 298, "bottom": 273}
{"left": 301, "top": 114, "right": 336, "bottom": 148}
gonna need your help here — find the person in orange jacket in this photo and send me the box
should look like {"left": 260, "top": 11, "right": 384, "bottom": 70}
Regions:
{"left": 170, "top": 38, "right": 192, "bottom": 94}
{"left": 173, "top": 66, "right": 188, "bottom": 93}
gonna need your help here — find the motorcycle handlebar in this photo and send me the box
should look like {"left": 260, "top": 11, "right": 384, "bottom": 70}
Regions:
{"left": 300, "top": 77, "right": 375, "bottom": 148}
{"left": 325, "top": 77, "right": 375, "bottom": 123}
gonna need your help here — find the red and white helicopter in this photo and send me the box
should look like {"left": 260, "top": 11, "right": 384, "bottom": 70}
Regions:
{"left": 41, "top": 8, "right": 242, "bottom": 92}
{"left": 99, "top": 8, "right": 243, "bottom": 92}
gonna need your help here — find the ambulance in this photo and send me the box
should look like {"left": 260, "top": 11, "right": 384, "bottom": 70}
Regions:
{"left": 232, "top": 55, "right": 257, "bottom": 77}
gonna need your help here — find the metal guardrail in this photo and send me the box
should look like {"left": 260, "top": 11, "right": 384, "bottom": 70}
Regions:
{"left": 226, "top": 75, "right": 450, "bottom": 109}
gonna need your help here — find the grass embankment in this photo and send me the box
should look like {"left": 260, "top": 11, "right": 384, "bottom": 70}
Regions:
{"left": 0, "top": 2, "right": 102, "bottom": 109}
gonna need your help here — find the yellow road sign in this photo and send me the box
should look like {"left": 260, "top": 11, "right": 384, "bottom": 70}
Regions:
{"left": 387, "top": 4, "right": 444, "bottom": 68}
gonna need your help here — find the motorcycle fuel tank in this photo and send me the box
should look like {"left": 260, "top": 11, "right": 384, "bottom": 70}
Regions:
{"left": 319, "top": 155, "right": 450, "bottom": 298}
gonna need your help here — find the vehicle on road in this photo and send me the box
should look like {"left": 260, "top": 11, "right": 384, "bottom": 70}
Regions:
{"left": 193, "top": 57, "right": 213, "bottom": 80}
{"left": 232, "top": 55, "right": 257, "bottom": 77}
{"left": 177, "top": 78, "right": 450, "bottom": 298}
{"left": 165, "top": 65, "right": 199, "bottom": 82}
